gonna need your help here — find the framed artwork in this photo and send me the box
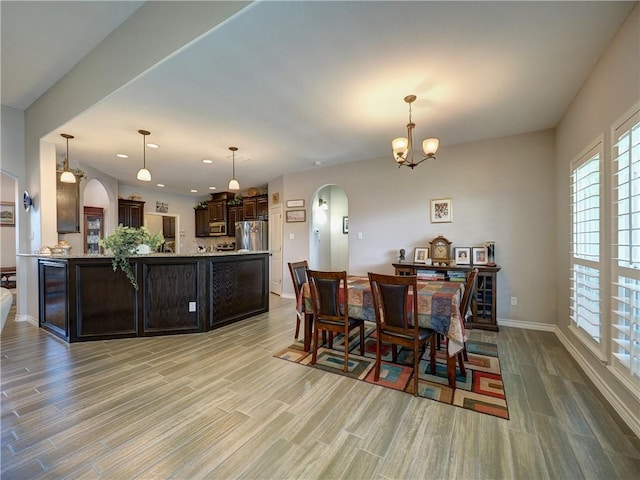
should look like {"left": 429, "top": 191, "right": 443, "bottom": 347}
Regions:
{"left": 430, "top": 197, "right": 452, "bottom": 223}
{"left": 454, "top": 247, "right": 471, "bottom": 265}
{"left": 286, "top": 199, "right": 305, "bottom": 208}
{"left": 413, "top": 247, "right": 430, "bottom": 264}
{"left": 272, "top": 192, "right": 280, "bottom": 204}
{"left": 472, "top": 247, "right": 488, "bottom": 265}
{"left": 0, "top": 202, "right": 15, "bottom": 226}
{"left": 285, "top": 209, "right": 306, "bottom": 223}
{"left": 156, "top": 201, "right": 168, "bottom": 213}
{"left": 342, "top": 216, "right": 348, "bottom": 234}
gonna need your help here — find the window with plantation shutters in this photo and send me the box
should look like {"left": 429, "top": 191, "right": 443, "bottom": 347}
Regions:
{"left": 611, "top": 110, "right": 640, "bottom": 387}
{"left": 570, "top": 144, "right": 602, "bottom": 352}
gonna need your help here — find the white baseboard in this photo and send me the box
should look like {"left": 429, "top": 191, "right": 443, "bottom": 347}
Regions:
{"left": 15, "top": 314, "right": 38, "bottom": 327}
{"left": 497, "top": 317, "right": 556, "bottom": 332}
{"left": 280, "top": 293, "right": 295, "bottom": 300}
{"left": 555, "top": 328, "right": 640, "bottom": 439}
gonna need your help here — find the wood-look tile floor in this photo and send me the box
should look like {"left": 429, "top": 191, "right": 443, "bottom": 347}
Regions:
{"left": 1, "top": 295, "right": 639, "bottom": 479}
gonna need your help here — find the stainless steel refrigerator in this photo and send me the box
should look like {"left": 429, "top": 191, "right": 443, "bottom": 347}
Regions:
{"left": 235, "top": 220, "right": 268, "bottom": 251}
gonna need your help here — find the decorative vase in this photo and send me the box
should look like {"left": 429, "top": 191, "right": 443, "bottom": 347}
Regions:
{"left": 485, "top": 241, "right": 495, "bottom": 264}
{"left": 136, "top": 244, "right": 151, "bottom": 255}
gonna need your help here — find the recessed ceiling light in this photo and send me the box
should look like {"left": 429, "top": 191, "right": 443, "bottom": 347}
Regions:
{"left": 190, "top": 189, "right": 198, "bottom": 193}
{"left": 314, "top": 160, "right": 323, "bottom": 166}
{"left": 157, "top": 183, "right": 165, "bottom": 187}
{"left": 146, "top": 143, "right": 159, "bottom": 149}
{"left": 209, "top": 186, "right": 216, "bottom": 190}
{"left": 202, "top": 159, "right": 213, "bottom": 164}
{"left": 116, "top": 153, "right": 128, "bottom": 158}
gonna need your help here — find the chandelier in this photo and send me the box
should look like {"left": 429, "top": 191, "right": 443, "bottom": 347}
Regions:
{"left": 392, "top": 95, "right": 439, "bottom": 169}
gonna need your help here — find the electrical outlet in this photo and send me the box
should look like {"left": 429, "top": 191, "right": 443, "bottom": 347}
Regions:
{"left": 510, "top": 296, "right": 518, "bottom": 306}
{"left": 189, "top": 301, "right": 196, "bottom": 312}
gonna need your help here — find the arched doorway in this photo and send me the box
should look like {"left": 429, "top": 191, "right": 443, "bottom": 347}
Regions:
{"left": 310, "top": 184, "right": 348, "bottom": 271}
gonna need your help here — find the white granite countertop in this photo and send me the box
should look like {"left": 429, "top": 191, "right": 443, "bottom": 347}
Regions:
{"left": 18, "top": 251, "right": 270, "bottom": 259}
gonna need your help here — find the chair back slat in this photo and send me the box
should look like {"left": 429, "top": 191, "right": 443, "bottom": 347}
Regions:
{"left": 288, "top": 261, "right": 309, "bottom": 296}
{"left": 460, "top": 268, "right": 479, "bottom": 322}
{"left": 378, "top": 283, "right": 410, "bottom": 329}
{"left": 368, "top": 272, "right": 419, "bottom": 336}
{"left": 306, "top": 270, "right": 348, "bottom": 321}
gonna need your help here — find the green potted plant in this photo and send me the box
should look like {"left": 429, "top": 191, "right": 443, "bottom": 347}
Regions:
{"left": 99, "top": 225, "right": 164, "bottom": 289}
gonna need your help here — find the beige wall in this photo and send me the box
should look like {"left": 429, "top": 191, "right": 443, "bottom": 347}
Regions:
{"left": 276, "top": 128, "right": 557, "bottom": 326}
{"left": 555, "top": 5, "right": 639, "bottom": 435}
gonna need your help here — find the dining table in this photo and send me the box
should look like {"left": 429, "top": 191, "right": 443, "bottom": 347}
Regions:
{"left": 297, "top": 275, "right": 466, "bottom": 388}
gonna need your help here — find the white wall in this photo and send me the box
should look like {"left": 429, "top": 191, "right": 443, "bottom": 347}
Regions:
{"left": 276, "top": 128, "right": 557, "bottom": 326}
{"left": 1, "top": 106, "right": 28, "bottom": 317}
{"left": 0, "top": 173, "right": 17, "bottom": 266}
{"left": 555, "top": 4, "right": 639, "bottom": 434}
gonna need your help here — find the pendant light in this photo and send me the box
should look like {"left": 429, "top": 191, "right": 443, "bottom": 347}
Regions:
{"left": 60, "top": 133, "right": 76, "bottom": 183}
{"left": 136, "top": 129, "right": 151, "bottom": 182}
{"left": 392, "top": 94, "right": 439, "bottom": 169}
{"left": 228, "top": 146, "right": 240, "bottom": 191}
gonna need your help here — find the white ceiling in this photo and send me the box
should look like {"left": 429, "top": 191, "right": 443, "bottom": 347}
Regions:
{"left": 1, "top": 1, "right": 636, "bottom": 197}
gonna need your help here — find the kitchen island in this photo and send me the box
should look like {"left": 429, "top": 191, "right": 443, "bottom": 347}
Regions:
{"left": 36, "top": 251, "right": 269, "bottom": 342}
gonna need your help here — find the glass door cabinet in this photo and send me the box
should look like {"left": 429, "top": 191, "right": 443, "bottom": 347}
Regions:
{"left": 84, "top": 206, "right": 104, "bottom": 254}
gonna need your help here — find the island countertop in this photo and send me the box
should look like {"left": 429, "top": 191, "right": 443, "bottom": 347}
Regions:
{"left": 36, "top": 252, "right": 270, "bottom": 342}
{"left": 19, "top": 250, "right": 270, "bottom": 259}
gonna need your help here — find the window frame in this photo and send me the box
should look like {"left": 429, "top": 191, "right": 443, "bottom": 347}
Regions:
{"left": 609, "top": 105, "right": 640, "bottom": 394}
{"left": 569, "top": 138, "right": 607, "bottom": 361}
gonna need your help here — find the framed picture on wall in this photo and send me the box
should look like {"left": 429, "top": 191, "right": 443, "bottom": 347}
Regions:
{"left": 454, "top": 247, "right": 471, "bottom": 265}
{"left": 430, "top": 197, "right": 452, "bottom": 223}
{"left": 342, "top": 216, "right": 348, "bottom": 234}
{"left": 0, "top": 202, "right": 15, "bottom": 226}
{"left": 286, "top": 199, "right": 305, "bottom": 208}
{"left": 285, "top": 209, "right": 306, "bottom": 223}
{"left": 472, "top": 247, "right": 488, "bottom": 265}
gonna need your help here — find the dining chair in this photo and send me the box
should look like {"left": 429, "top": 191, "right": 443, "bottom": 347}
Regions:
{"left": 306, "top": 269, "right": 365, "bottom": 372}
{"left": 288, "top": 260, "right": 309, "bottom": 339}
{"left": 368, "top": 272, "right": 436, "bottom": 396}
{"left": 459, "top": 268, "right": 479, "bottom": 362}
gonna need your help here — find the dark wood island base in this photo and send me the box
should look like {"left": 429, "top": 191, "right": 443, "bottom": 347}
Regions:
{"left": 38, "top": 252, "right": 270, "bottom": 342}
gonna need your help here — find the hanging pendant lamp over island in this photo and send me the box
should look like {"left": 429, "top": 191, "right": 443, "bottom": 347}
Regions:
{"left": 136, "top": 129, "right": 152, "bottom": 182}
{"left": 392, "top": 94, "right": 439, "bottom": 169}
{"left": 228, "top": 146, "right": 240, "bottom": 191}
{"left": 60, "top": 133, "right": 76, "bottom": 183}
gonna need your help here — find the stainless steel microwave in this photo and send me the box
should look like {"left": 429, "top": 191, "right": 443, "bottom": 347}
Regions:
{"left": 209, "top": 221, "right": 227, "bottom": 236}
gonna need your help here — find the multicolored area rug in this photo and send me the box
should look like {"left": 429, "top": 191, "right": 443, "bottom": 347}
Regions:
{"left": 274, "top": 323, "right": 509, "bottom": 419}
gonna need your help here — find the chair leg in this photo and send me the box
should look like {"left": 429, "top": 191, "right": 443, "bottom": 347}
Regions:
{"left": 359, "top": 322, "right": 365, "bottom": 356}
{"left": 428, "top": 336, "right": 436, "bottom": 374}
{"left": 374, "top": 335, "right": 382, "bottom": 381}
{"left": 462, "top": 342, "right": 469, "bottom": 362}
{"left": 295, "top": 316, "right": 300, "bottom": 339}
{"left": 457, "top": 351, "right": 466, "bottom": 377}
{"left": 343, "top": 327, "right": 349, "bottom": 373}
{"left": 311, "top": 325, "right": 320, "bottom": 365}
{"left": 413, "top": 344, "right": 419, "bottom": 396}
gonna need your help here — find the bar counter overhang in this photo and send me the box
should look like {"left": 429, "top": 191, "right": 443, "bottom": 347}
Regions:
{"left": 33, "top": 251, "right": 270, "bottom": 342}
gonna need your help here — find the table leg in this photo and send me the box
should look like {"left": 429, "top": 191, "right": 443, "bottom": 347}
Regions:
{"left": 447, "top": 355, "right": 456, "bottom": 388}
{"left": 303, "top": 313, "right": 313, "bottom": 352}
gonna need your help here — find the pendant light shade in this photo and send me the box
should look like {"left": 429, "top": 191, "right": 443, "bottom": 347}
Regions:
{"left": 228, "top": 146, "right": 240, "bottom": 191}
{"left": 60, "top": 133, "right": 76, "bottom": 183}
{"left": 137, "top": 129, "right": 151, "bottom": 182}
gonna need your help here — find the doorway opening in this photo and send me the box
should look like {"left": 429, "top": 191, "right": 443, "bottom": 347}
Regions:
{"left": 310, "top": 185, "right": 348, "bottom": 271}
